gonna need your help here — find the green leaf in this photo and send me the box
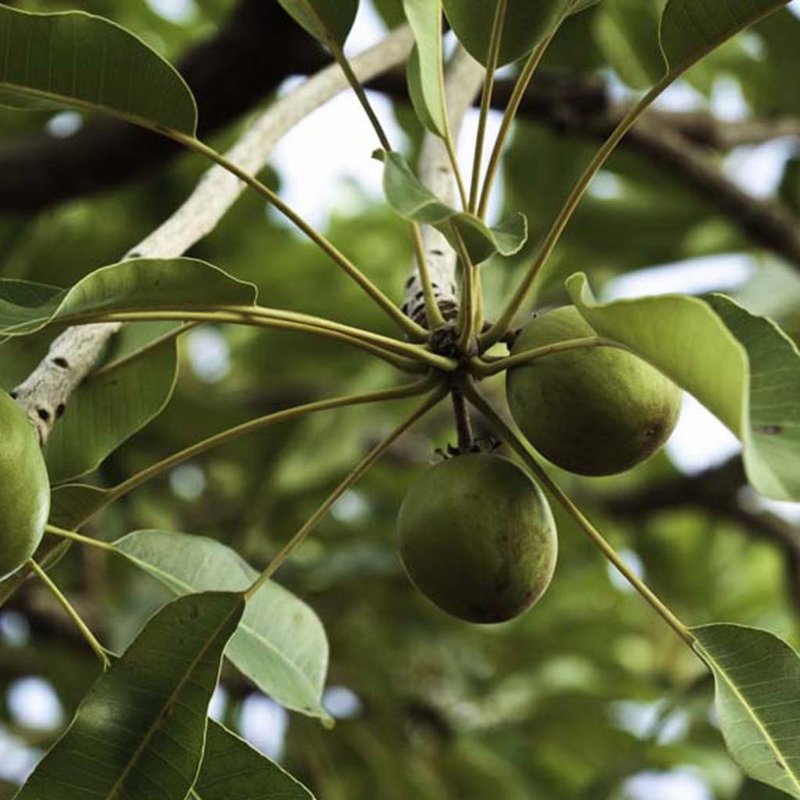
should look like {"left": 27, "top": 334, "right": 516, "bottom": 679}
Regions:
{"left": 0, "top": 6, "right": 197, "bottom": 135}
{"left": 659, "top": 0, "right": 790, "bottom": 80}
{"left": 114, "top": 530, "right": 330, "bottom": 720}
{"left": 45, "top": 324, "right": 181, "bottom": 484}
{"left": 404, "top": 0, "right": 447, "bottom": 136}
{"left": 442, "top": 0, "right": 597, "bottom": 67}
{"left": 566, "top": 273, "right": 800, "bottom": 501}
{"left": 16, "top": 591, "right": 244, "bottom": 800}
{"left": 276, "top": 0, "right": 359, "bottom": 46}
{"left": 380, "top": 151, "right": 528, "bottom": 263}
{"left": 194, "top": 720, "right": 315, "bottom": 799}
{"left": 49, "top": 483, "right": 111, "bottom": 529}
{"left": 0, "top": 258, "right": 258, "bottom": 336}
{"left": 693, "top": 624, "right": 800, "bottom": 797}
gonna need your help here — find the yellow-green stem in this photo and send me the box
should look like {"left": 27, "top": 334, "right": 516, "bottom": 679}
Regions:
{"left": 28, "top": 559, "right": 111, "bottom": 668}
{"left": 463, "top": 384, "right": 695, "bottom": 649}
{"left": 409, "top": 222, "right": 446, "bottom": 329}
{"left": 469, "top": 0, "right": 508, "bottom": 215}
{"left": 451, "top": 225, "right": 478, "bottom": 353}
{"left": 244, "top": 387, "right": 446, "bottom": 601}
{"left": 46, "top": 524, "right": 115, "bottom": 551}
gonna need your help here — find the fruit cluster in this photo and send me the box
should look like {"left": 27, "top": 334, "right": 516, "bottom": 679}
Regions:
{"left": 398, "top": 306, "right": 682, "bottom": 624}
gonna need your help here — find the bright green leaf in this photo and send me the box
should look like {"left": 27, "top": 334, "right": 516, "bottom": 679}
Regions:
{"left": 0, "top": 258, "right": 258, "bottom": 336}
{"left": 694, "top": 624, "right": 800, "bottom": 797}
{"left": 193, "top": 720, "right": 315, "bottom": 799}
{"left": 404, "top": 0, "right": 447, "bottom": 136}
{"left": 45, "top": 324, "right": 181, "bottom": 484}
{"left": 276, "top": 0, "right": 359, "bottom": 46}
{"left": 380, "top": 150, "right": 528, "bottom": 263}
{"left": 16, "top": 591, "right": 244, "bottom": 800}
{"left": 0, "top": 6, "right": 197, "bottom": 135}
{"left": 114, "top": 530, "right": 330, "bottom": 720}
{"left": 567, "top": 273, "right": 800, "bottom": 501}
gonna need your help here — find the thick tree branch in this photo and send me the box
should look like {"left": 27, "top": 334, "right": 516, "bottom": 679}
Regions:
{"left": 12, "top": 26, "right": 416, "bottom": 444}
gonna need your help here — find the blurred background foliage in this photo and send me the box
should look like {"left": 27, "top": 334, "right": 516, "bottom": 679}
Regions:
{"left": 1, "top": 1, "right": 800, "bottom": 798}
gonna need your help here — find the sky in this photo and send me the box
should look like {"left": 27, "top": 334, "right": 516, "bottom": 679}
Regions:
{"left": 4, "top": 1, "right": 800, "bottom": 796}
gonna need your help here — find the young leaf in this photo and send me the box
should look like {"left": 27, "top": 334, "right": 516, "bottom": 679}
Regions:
{"left": 114, "top": 530, "right": 330, "bottom": 720}
{"left": 442, "top": 0, "right": 597, "bottom": 67}
{"left": 15, "top": 591, "right": 244, "bottom": 800}
{"left": 45, "top": 324, "right": 181, "bottom": 484}
{"left": 193, "top": 720, "right": 315, "bottom": 799}
{"left": 0, "top": 259, "right": 257, "bottom": 336}
{"left": 566, "top": 273, "right": 800, "bottom": 501}
{"left": 693, "top": 624, "right": 800, "bottom": 797}
{"left": 380, "top": 151, "right": 528, "bottom": 263}
{"left": 0, "top": 6, "right": 197, "bottom": 135}
{"left": 404, "top": 0, "right": 447, "bottom": 137}
{"left": 276, "top": 0, "right": 359, "bottom": 46}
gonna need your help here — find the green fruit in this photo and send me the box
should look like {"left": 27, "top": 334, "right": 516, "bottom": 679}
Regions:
{"left": 397, "top": 453, "right": 557, "bottom": 624}
{"left": 506, "top": 306, "right": 682, "bottom": 476}
{"left": 0, "top": 392, "right": 50, "bottom": 581}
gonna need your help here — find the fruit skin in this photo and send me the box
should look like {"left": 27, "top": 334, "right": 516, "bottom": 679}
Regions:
{"left": 0, "top": 392, "right": 50, "bottom": 581}
{"left": 506, "top": 306, "right": 682, "bottom": 477}
{"left": 397, "top": 453, "right": 557, "bottom": 624}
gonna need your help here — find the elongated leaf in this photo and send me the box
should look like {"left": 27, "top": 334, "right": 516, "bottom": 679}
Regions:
{"left": 404, "top": 0, "right": 446, "bottom": 136}
{"left": 45, "top": 324, "right": 182, "bottom": 484}
{"left": 114, "top": 530, "right": 330, "bottom": 720}
{"left": 193, "top": 720, "right": 315, "bottom": 799}
{"left": 0, "top": 6, "right": 196, "bottom": 135}
{"left": 693, "top": 624, "right": 800, "bottom": 797}
{"left": 0, "top": 258, "right": 257, "bottom": 336}
{"left": 381, "top": 151, "right": 527, "bottom": 263}
{"left": 442, "top": 0, "right": 597, "bottom": 67}
{"left": 277, "top": 0, "right": 358, "bottom": 46}
{"left": 16, "top": 591, "right": 244, "bottom": 800}
{"left": 566, "top": 273, "right": 800, "bottom": 501}
{"left": 49, "top": 483, "right": 113, "bottom": 529}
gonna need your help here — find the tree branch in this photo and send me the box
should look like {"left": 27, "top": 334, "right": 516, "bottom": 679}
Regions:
{"left": 12, "top": 26, "right": 415, "bottom": 444}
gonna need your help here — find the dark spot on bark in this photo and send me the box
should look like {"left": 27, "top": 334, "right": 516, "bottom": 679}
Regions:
{"left": 52, "top": 357, "right": 69, "bottom": 369}
{"left": 56, "top": 403, "right": 66, "bottom": 418}
{"left": 9, "top": 390, "right": 17, "bottom": 399}
{"left": 431, "top": 249, "right": 444, "bottom": 257}
{"left": 127, "top": 251, "right": 142, "bottom": 259}
{"left": 36, "top": 408, "right": 50, "bottom": 422}
{"left": 405, "top": 276, "right": 414, "bottom": 289}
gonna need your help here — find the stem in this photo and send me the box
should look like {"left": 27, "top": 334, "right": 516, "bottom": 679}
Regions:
{"left": 166, "top": 132, "right": 428, "bottom": 342}
{"left": 410, "top": 222, "right": 446, "bottom": 329}
{"left": 482, "top": 84, "right": 663, "bottom": 347}
{"left": 451, "top": 387, "right": 474, "bottom": 452}
{"left": 81, "top": 378, "right": 440, "bottom": 524}
{"left": 469, "top": 0, "right": 507, "bottom": 215}
{"left": 463, "top": 384, "right": 695, "bottom": 648}
{"left": 471, "top": 336, "right": 620, "bottom": 376}
{"left": 245, "top": 387, "right": 446, "bottom": 600}
{"left": 28, "top": 559, "right": 111, "bottom": 668}
{"left": 45, "top": 524, "right": 115, "bottom": 552}
{"left": 451, "top": 225, "right": 478, "bottom": 353}
{"left": 444, "top": 132, "right": 470, "bottom": 212}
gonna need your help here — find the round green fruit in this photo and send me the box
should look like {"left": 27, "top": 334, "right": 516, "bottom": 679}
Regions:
{"left": 397, "top": 453, "right": 557, "bottom": 624}
{"left": 506, "top": 306, "right": 682, "bottom": 477}
{"left": 0, "top": 391, "right": 50, "bottom": 581}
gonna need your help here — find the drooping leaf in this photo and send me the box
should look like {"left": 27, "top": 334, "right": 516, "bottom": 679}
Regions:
{"left": 404, "top": 0, "right": 447, "bottom": 136}
{"left": 0, "top": 6, "right": 197, "bottom": 135}
{"left": 49, "top": 483, "right": 113, "bottom": 530}
{"left": 114, "top": 530, "right": 330, "bottom": 720}
{"left": 442, "top": 0, "right": 598, "bottom": 67}
{"left": 276, "top": 0, "right": 359, "bottom": 46}
{"left": 567, "top": 273, "right": 800, "bottom": 501}
{"left": 693, "top": 624, "right": 800, "bottom": 797}
{"left": 45, "top": 324, "right": 182, "bottom": 484}
{"left": 380, "top": 150, "right": 528, "bottom": 264}
{"left": 15, "top": 591, "right": 244, "bottom": 800}
{"left": 193, "top": 720, "right": 315, "bottom": 799}
{"left": 0, "top": 258, "right": 257, "bottom": 336}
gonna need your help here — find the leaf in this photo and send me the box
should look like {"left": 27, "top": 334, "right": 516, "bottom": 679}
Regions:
{"left": 0, "top": 258, "right": 258, "bottom": 336}
{"left": 49, "top": 483, "right": 113, "bottom": 529}
{"left": 659, "top": 0, "right": 790, "bottom": 80}
{"left": 45, "top": 324, "right": 181, "bottom": 484}
{"left": 404, "top": 0, "right": 447, "bottom": 136}
{"left": 693, "top": 624, "right": 800, "bottom": 797}
{"left": 15, "top": 591, "right": 244, "bottom": 800}
{"left": 380, "top": 151, "right": 528, "bottom": 263}
{"left": 442, "top": 0, "right": 598, "bottom": 67}
{"left": 0, "top": 6, "right": 196, "bottom": 135}
{"left": 566, "top": 273, "right": 800, "bottom": 501}
{"left": 276, "top": 0, "right": 359, "bottom": 46}
{"left": 114, "top": 530, "right": 330, "bottom": 720}
{"left": 193, "top": 720, "right": 315, "bottom": 799}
